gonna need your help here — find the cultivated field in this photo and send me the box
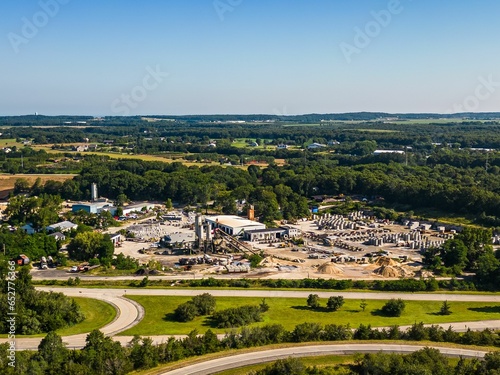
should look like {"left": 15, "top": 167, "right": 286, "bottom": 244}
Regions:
{"left": 0, "top": 173, "right": 77, "bottom": 191}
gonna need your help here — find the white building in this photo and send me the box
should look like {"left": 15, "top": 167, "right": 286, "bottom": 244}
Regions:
{"left": 205, "top": 215, "right": 266, "bottom": 236}
{"left": 122, "top": 203, "right": 155, "bottom": 216}
{"left": 373, "top": 150, "right": 405, "bottom": 155}
{"left": 46, "top": 221, "right": 78, "bottom": 233}
{"left": 307, "top": 143, "right": 327, "bottom": 150}
{"left": 48, "top": 232, "right": 66, "bottom": 241}
{"left": 245, "top": 226, "right": 301, "bottom": 242}
{"left": 109, "top": 233, "right": 121, "bottom": 246}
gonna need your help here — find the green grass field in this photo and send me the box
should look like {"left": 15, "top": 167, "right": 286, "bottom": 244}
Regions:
{"left": 0, "top": 297, "right": 116, "bottom": 338}
{"left": 120, "top": 296, "right": 500, "bottom": 336}
{"left": 232, "top": 139, "right": 268, "bottom": 149}
{"left": 56, "top": 297, "right": 116, "bottom": 336}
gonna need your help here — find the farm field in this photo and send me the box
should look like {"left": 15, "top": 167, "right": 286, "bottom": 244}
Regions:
{"left": 31, "top": 145, "right": 224, "bottom": 166}
{"left": 31, "top": 144, "right": 281, "bottom": 168}
{"left": 121, "top": 296, "right": 500, "bottom": 336}
{"left": 0, "top": 173, "right": 77, "bottom": 191}
{"left": 0, "top": 138, "right": 24, "bottom": 148}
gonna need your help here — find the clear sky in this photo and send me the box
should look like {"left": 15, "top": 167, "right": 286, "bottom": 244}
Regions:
{"left": 1, "top": 0, "right": 499, "bottom": 116}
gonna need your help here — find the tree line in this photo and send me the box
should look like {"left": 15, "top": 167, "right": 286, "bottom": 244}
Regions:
{"left": 0, "top": 268, "right": 83, "bottom": 334}
{"left": 252, "top": 349, "right": 500, "bottom": 375}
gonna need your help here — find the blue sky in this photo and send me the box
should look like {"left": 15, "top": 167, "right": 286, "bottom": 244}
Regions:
{"left": 1, "top": 0, "right": 499, "bottom": 116}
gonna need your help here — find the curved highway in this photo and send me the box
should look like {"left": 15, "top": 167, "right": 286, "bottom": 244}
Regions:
{"left": 3, "top": 287, "right": 500, "bottom": 350}
{"left": 0, "top": 288, "right": 143, "bottom": 350}
{"left": 159, "top": 344, "right": 488, "bottom": 375}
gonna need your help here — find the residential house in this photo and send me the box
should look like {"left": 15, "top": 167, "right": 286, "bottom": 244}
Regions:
{"left": 72, "top": 145, "right": 88, "bottom": 152}
{"left": 20, "top": 223, "right": 36, "bottom": 235}
{"left": 48, "top": 232, "right": 66, "bottom": 241}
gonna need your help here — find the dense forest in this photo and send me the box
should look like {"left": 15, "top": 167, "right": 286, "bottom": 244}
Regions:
{"left": 21, "top": 158, "right": 499, "bottom": 227}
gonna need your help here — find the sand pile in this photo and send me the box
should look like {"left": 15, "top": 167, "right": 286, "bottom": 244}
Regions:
{"left": 259, "top": 256, "right": 279, "bottom": 267}
{"left": 375, "top": 256, "right": 398, "bottom": 267}
{"left": 373, "top": 265, "right": 415, "bottom": 278}
{"left": 317, "top": 262, "right": 343, "bottom": 275}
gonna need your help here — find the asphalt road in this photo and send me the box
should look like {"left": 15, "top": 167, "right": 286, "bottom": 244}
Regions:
{"left": 38, "top": 287, "right": 500, "bottom": 302}
{"left": 0, "top": 288, "right": 143, "bottom": 350}
{"left": 3, "top": 287, "right": 500, "bottom": 350}
{"left": 159, "top": 344, "right": 489, "bottom": 375}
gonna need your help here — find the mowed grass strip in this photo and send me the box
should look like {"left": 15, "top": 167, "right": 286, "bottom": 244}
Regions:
{"left": 56, "top": 297, "right": 117, "bottom": 336}
{"left": 121, "top": 296, "right": 500, "bottom": 336}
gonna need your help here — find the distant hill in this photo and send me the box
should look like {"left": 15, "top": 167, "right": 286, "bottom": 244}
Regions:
{"left": 1, "top": 112, "right": 500, "bottom": 126}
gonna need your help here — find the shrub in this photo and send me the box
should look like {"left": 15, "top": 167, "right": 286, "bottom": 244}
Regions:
{"left": 322, "top": 324, "right": 352, "bottom": 341}
{"left": 259, "top": 298, "right": 269, "bottom": 312}
{"left": 174, "top": 302, "right": 198, "bottom": 322}
{"left": 306, "top": 294, "right": 320, "bottom": 309}
{"left": 326, "top": 296, "right": 344, "bottom": 311}
{"left": 439, "top": 300, "right": 452, "bottom": 315}
{"left": 191, "top": 293, "right": 216, "bottom": 315}
{"left": 211, "top": 305, "right": 262, "bottom": 328}
{"left": 139, "top": 276, "right": 149, "bottom": 287}
{"left": 291, "top": 322, "right": 322, "bottom": 342}
{"left": 381, "top": 298, "right": 405, "bottom": 317}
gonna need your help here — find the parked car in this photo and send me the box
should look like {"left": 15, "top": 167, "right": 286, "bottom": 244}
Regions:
{"left": 70, "top": 266, "right": 78, "bottom": 273}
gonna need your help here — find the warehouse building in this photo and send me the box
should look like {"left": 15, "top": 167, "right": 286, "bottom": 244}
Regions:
{"left": 245, "top": 225, "right": 301, "bottom": 242}
{"left": 122, "top": 203, "right": 155, "bottom": 216}
{"left": 46, "top": 220, "right": 78, "bottom": 233}
{"left": 72, "top": 201, "right": 116, "bottom": 215}
{"left": 204, "top": 215, "right": 266, "bottom": 236}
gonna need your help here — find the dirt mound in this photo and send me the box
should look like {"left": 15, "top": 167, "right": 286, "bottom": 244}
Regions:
{"left": 259, "top": 256, "right": 278, "bottom": 267}
{"left": 317, "top": 262, "right": 343, "bottom": 275}
{"left": 373, "top": 265, "right": 415, "bottom": 278}
{"left": 375, "top": 256, "right": 398, "bottom": 267}
{"left": 373, "top": 265, "right": 401, "bottom": 277}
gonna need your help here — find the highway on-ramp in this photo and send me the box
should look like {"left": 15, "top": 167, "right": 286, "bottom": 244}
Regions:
{"left": 0, "top": 288, "right": 143, "bottom": 350}
{"left": 159, "top": 344, "right": 489, "bottom": 375}
{"left": 3, "top": 287, "right": 500, "bottom": 350}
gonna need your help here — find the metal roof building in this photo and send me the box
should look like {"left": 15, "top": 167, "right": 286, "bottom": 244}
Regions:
{"left": 204, "top": 215, "right": 266, "bottom": 236}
